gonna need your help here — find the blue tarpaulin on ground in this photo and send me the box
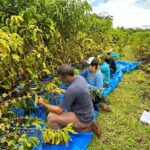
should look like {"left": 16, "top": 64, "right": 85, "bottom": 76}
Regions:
{"left": 101, "top": 61, "right": 141, "bottom": 97}
{"left": 31, "top": 61, "right": 140, "bottom": 150}
{"left": 33, "top": 132, "right": 93, "bottom": 150}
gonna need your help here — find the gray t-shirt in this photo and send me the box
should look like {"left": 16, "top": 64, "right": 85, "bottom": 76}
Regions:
{"left": 59, "top": 75, "right": 94, "bottom": 123}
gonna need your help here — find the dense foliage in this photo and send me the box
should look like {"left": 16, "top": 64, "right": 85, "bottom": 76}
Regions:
{"left": 0, "top": 0, "right": 150, "bottom": 149}
{"left": 129, "top": 30, "right": 150, "bottom": 100}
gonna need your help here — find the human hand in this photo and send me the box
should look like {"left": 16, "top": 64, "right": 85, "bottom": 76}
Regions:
{"left": 60, "top": 89, "right": 65, "bottom": 94}
{"left": 51, "top": 88, "right": 65, "bottom": 94}
{"left": 37, "top": 96, "right": 45, "bottom": 105}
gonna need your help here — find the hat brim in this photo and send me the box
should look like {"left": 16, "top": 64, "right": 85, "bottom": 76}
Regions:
{"left": 106, "top": 49, "right": 113, "bottom": 53}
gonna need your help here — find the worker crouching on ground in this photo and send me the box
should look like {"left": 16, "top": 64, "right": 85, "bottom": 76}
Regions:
{"left": 37, "top": 64, "right": 101, "bottom": 137}
{"left": 80, "top": 57, "right": 111, "bottom": 112}
{"left": 98, "top": 54, "right": 111, "bottom": 88}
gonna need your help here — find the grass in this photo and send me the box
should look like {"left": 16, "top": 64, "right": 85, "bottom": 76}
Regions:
{"left": 88, "top": 46, "right": 150, "bottom": 150}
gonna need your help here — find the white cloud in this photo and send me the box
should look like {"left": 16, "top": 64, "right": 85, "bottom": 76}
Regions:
{"left": 136, "top": 0, "right": 150, "bottom": 9}
{"left": 89, "top": 0, "right": 150, "bottom": 28}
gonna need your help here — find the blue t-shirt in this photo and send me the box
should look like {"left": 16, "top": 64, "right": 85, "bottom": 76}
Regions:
{"left": 100, "top": 62, "right": 110, "bottom": 85}
{"left": 80, "top": 69, "right": 103, "bottom": 90}
{"left": 59, "top": 75, "right": 94, "bottom": 123}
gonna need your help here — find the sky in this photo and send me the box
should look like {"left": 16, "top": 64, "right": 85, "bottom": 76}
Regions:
{"left": 88, "top": 0, "right": 150, "bottom": 28}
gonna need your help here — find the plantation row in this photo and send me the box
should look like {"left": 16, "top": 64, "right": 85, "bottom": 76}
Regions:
{"left": 0, "top": 0, "right": 150, "bottom": 149}
{"left": 0, "top": 0, "right": 129, "bottom": 93}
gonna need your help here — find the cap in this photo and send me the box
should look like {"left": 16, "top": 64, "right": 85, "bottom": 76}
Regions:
{"left": 87, "top": 57, "right": 95, "bottom": 65}
{"left": 106, "top": 48, "right": 113, "bottom": 53}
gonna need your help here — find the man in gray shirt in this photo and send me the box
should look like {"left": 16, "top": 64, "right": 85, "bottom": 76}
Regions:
{"left": 38, "top": 64, "right": 100, "bottom": 136}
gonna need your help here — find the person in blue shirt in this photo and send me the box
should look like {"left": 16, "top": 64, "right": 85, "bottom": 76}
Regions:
{"left": 80, "top": 57, "right": 111, "bottom": 112}
{"left": 80, "top": 57, "right": 103, "bottom": 90}
{"left": 105, "top": 51, "right": 117, "bottom": 76}
{"left": 98, "top": 55, "right": 111, "bottom": 88}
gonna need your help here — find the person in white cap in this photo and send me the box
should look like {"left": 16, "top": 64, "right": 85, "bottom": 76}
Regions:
{"left": 80, "top": 57, "right": 111, "bottom": 112}
{"left": 80, "top": 57, "right": 103, "bottom": 90}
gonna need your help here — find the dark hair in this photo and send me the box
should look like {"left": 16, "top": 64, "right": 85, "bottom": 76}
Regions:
{"left": 58, "top": 64, "right": 74, "bottom": 77}
{"left": 90, "top": 58, "right": 99, "bottom": 69}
